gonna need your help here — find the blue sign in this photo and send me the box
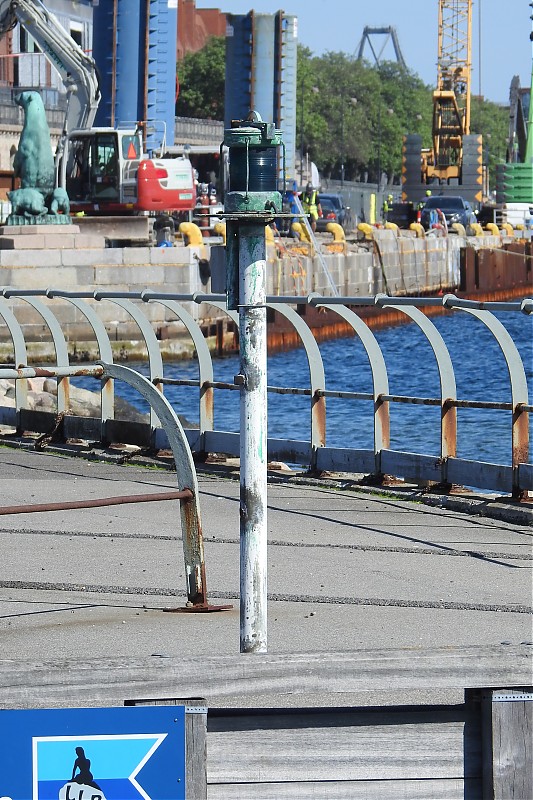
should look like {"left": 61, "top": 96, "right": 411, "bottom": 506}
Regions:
{"left": 0, "top": 706, "right": 186, "bottom": 800}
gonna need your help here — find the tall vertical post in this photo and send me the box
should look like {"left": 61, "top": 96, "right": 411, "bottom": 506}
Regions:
{"left": 223, "top": 113, "right": 283, "bottom": 654}
{"left": 238, "top": 223, "right": 268, "bottom": 652}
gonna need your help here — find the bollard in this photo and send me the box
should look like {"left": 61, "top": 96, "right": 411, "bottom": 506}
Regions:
{"left": 223, "top": 112, "right": 283, "bottom": 653}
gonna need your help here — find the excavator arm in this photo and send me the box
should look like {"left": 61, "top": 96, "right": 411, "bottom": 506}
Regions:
{"left": 0, "top": 0, "right": 100, "bottom": 136}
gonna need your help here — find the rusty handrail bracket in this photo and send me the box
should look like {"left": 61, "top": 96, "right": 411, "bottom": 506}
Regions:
{"left": 98, "top": 362, "right": 232, "bottom": 613}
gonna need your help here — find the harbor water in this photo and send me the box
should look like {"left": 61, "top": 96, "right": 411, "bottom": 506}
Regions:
{"left": 78, "top": 311, "right": 532, "bottom": 466}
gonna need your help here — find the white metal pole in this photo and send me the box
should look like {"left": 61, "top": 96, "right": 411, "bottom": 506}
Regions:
{"left": 238, "top": 223, "right": 268, "bottom": 654}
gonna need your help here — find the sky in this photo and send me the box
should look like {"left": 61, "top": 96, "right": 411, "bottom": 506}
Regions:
{"left": 195, "top": 0, "right": 531, "bottom": 105}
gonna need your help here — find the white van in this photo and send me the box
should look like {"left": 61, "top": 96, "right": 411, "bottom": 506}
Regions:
{"left": 502, "top": 203, "right": 533, "bottom": 227}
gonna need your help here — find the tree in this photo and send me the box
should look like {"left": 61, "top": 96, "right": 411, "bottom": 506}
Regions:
{"left": 470, "top": 98, "right": 509, "bottom": 190}
{"left": 175, "top": 37, "right": 509, "bottom": 190}
{"left": 296, "top": 46, "right": 433, "bottom": 184}
{"left": 176, "top": 37, "right": 225, "bottom": 120}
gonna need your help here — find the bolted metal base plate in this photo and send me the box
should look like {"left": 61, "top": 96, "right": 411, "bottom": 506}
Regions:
{"left": 163, "top": 603, "right": 234, "bottom": 613}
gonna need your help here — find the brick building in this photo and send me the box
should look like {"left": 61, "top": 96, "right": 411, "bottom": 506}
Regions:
{"left": 177, "top": 0, "right": 226, "bottom": 61}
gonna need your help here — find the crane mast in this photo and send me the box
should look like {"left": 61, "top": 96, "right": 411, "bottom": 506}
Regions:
{"left": 402, "top": 0, "right": 482, "bottom": 206}
{"left": 431, "top": 0, "right": 471, "bottom": 176}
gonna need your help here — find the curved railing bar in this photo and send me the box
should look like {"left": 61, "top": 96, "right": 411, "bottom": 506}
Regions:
{"left": 443, "top": 295, "right": 529, "bottom": 497}
{"left": 267, "top": 302, "right": 326, "bottom": 458}
{"left": 100, "top": 362, "right": 208, "bottom": 608}
{"left": 3, "top": 293, "right": 70, "bottom": 414}
{"left": 309, "top": 295, "right": 390, "bottom": 470}
{"left": 376, "top": 295, "right": 457, "bottom": 461}
{"left": 141, "top": 292, "right": 215, "bottom": 436}
{"left": 0, "top": 297, "right": 28, "bottom": 416}
{"left": 204, "top": 297, "right": 327, "bottom": 468}
{"left": 46, "top": 292, "right": 115, "bottom": 425}
{"left": 94, "top": 295, "right": 164, "bottom": 429}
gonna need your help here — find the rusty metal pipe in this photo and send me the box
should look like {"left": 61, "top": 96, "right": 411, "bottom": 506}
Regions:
{"left": 0, "top": 490, "right": 193, "bottom": 516}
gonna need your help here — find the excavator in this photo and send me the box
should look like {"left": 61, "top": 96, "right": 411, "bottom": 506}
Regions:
{"left": 402, "top": 0, "right": 483, "bottom": 206}
{"left": 0, "top": 0, "right": 196, "bottom": 215}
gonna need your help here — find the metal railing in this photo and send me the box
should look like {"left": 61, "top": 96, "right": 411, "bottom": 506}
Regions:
{"left": 0, "top": 288, "right": 531, "bottom": 498}
{"left": 0, "top": 359, "right": 226, "bottom": 612}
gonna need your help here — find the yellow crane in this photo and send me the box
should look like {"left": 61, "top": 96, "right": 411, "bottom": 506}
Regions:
{"left": 402, "top": 0, "right": 482, "bottom": 205}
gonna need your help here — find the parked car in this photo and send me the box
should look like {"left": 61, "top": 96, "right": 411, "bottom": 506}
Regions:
{"left": 317, "top": 193, "right": 349, "bottom": 230}
{"left": 420, "top": 195, "right": 477, "bottom": 231}
{"left": 386, "top": 201, "right": 417, "bottom": 229}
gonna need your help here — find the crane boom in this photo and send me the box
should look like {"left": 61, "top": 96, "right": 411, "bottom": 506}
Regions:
{"left": 0, "top": 0, "right": 100, "bottom": 135}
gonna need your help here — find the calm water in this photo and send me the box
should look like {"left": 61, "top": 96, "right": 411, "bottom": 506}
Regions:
{"left": 76, "top": 311, "right": 532, "bottom": 465}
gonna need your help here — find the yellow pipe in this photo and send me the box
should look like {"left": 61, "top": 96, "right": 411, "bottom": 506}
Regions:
{"left": 265, "top": 224, "right": 275, "bottom": 242}
{"left": 451, "top": 222, "right": 466, "bottom": 236}
{"left": 291, "top": 221, "right": 312, "bottom": 243}
{"left": 384, "top": 222, "right": 399, "bottom": 233}
{"left": 485, "top": 222, "right": 500, "bottom": 236}
{"left": 179, "top": 222, "right": 204, "bottom": 246}
{"left": 213, "top": 221, "right": 226, "bottom": 243}
{"left": 470, "top": 222, "right": 484, "bottom": 237}
{"left": 325, "top": 222, "right": 345, "bottom": 242}
{"left": 501, "top": 223, "right": 514, "bottom": 236}
{"left": 357, "top": 222, "right": 374, "bottom": 240}
{"left": 409, "top": 222, "right": 425, "bottom": 238}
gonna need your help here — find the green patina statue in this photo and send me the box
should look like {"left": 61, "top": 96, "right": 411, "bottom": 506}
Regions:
{"left": 7, "top": 90, "right": 71, "bottom": 225}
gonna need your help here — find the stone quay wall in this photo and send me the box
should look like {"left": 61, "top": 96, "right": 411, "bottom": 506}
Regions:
{"left": 0, "top": 230, "right": 506, "bottom": 360}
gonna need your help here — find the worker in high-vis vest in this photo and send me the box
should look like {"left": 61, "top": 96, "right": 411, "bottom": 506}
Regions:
{"left": 301, "top": 182, "right": 322, "bottom": 232}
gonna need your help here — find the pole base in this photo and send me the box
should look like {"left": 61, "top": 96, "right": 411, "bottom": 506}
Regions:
{"left": 163, "top": 603, "right": 234, "bottom": 613}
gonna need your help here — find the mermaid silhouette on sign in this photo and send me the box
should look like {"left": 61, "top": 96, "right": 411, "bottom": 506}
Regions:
{"left": 71, "top": 747, "right": 102, "bottom": 790}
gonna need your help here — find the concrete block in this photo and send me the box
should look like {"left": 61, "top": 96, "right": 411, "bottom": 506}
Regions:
{"left": 0, "top": 224, "right": 80, "bottom": 236}
{"left": 163, "top": 263, "right": 192, "bottom": 287}
{"left": 151, "top": 244, "right": 206, "bottom": 265}
{"left": 7, "top": 267, "right": 81, "bottom": 289}
{"left": 0, "top": 249, "right": 62, "bottom": 268}
{"left": 57, "top": 265, "right": 95, "bottom": 291}
{"left": 75, "top": 215, "right": 150, "bottom": 243}
{"left": 0, "top": 235, "right": 46, "bottom": 250}
{"left": 94, "top": 265, "right": 165, "bottom": 287}
{"left": 43, "top": 234, "right": 77, "bottom": 249}
{"left": 122, "top": 248, "right": 152, "bottom": 265}
{"left": 60, "top": 249, "right": 124, "bottom": 267}
{"left": 73, "top": 234, "right": 107, "bottom": 249}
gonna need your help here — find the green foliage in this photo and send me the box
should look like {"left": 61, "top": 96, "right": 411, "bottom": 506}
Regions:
{"left": 470, "top": 98, "right": 509, "bottom": 187}
{"left": 297, "top": 46, "right": 434, "bottom": 183}
{"left": 176, "top": 36, "right": 225, "bottom": 120}
{"left": 174, "top": 37, "right": 510, "bottom": 187}
{"left": 296, "top": 45, "right": 508, "bottom": 187}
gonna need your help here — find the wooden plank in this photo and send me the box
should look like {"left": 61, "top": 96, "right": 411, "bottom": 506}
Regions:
{"left": 207, "top": 777, "right": 481, "bottom": 799}
{"left": 207, "top": 706, "right": 481, "bottom": 782}
{"left": 482, "top": 689, "right": 533, "bottom": 800}
{"left": 127, "top": 698, "right": 207, "bottom": 800}
{"left": 0, "top": 645, "right": 530, "bottom": 709}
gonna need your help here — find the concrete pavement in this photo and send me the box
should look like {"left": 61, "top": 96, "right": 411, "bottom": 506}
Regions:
{"left": 0, "top": 443, "right": 531, "bottom": 682}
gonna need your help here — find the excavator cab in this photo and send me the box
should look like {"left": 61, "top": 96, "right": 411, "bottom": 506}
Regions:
{"left": 63, "top": 129, "right": 142, "bottom": 212}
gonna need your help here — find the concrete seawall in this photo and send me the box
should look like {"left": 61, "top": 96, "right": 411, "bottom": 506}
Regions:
{"left": 0, "top": 229, "right": 528, "bottom": 360}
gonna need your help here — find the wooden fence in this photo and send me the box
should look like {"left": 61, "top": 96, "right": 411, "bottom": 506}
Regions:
{"left": 1, "top": 644, "right": 531, "bottom": 799}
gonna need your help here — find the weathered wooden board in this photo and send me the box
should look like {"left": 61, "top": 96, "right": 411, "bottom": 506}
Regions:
{"left": 207, "top": 706, "right": 481, "bottom": 782}
{"left": 0, "top": 645, "right": 530, "bottom": 708}
{"left": 127, "top": 697, "right": 207, "bottom": 800}
{"left": 482, "top": 689, "right": 533, "bottom": 800}
{"left": 207, "top": 778, "right": 481, "bottom": 800}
